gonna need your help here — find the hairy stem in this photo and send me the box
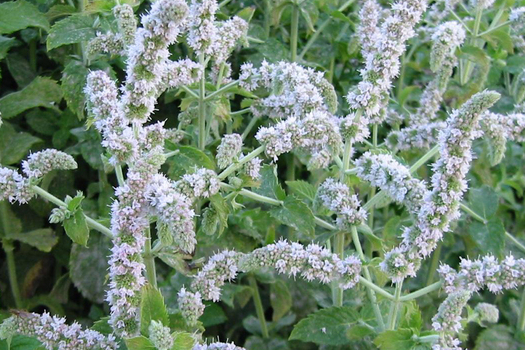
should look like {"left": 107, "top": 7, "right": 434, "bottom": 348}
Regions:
{"left": 290, "top": 4, "right": 299, "bottom": 62}
{"left": 144, "top": 227, "right": 157, "bottom": 287}
{"left": 399, "top": 281, "right": 442, "bottom": 302}
{"left": 425, "top": 241, "right": 442, "bottom": 286}
{"left": 198, "top": 54, "right": 206, "bottom": 150}
{"left": 248, "top": 274, "right": 269, "bottom": 338}
{"left": 218, "top": 146, "right": 265, "bottom": 180}
{"left": 387, "top": 281, "right": 403, "bottom": 330}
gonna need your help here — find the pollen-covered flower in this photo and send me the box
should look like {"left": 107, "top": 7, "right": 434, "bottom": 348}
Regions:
{"left": 317, "top": 178, "right": 367, "bottom": 228}
{"left": 0, "top": 312, "right": 117, "bottom": 350}
{"left": 339, "top": 113, "right": 371, "bottom": 143}
{"left": 431, "top": 291, "right": 471, "bottom": 350}
{"left": 178, "top": 287, "right": 205, "bottom": 326}
{"left": 87, "top": 32, "right": 124, "bottom": 57}
{"left": 217, "top": 133, "right": 243, "bottom": 169}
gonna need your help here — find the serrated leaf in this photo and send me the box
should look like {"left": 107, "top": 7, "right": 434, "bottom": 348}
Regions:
{"left": 0, "top": 335, "right": 42, "bottom": 350}
{"left": 0, "top": 1, "right": 49, "bottom": 34}
{"left": 69, "top": 233, "right": 111, "bottom": 303}
{"left": 200, "top": 303, "right": 227, "bottom": 327}
{"left": 166, "top": 144, "right": 215, "bottom": 178}
{"left": 141, "top": 284, "right": 169, "bottom": 336}
{"left": 0, "top": 77, "right": 63, "bottom": 119}
{"left": 171, "top": 332, "right": 195, "bottom": 350}
{"left": 125, "top": 336, "right": 155, "bottom": 350}
{"left": 373, "top": 329, "right": 418, "bottom": 350}
{"left": 62, "top": 60, "right": 88, "bottom": 120}
{"left": 270, "top": 280, "right": 292, "bottom": 322}
{"left": 289, "top": 306, "right": 359, "bottom": 345}
{"left": 200, "top": 194, "right": 229, "bottom": 236}
{"left": 468, "top": 185, "right": 499, "bottom": 220}
{"left": 63, "top": 209, "right": 89, "bottom": 246}
{"left": 286, "top": 180, "right": 316, "bottom": 202}
{"left": 47, "top": 14, "right": 95, "bottom": 50}
{"left": 254, "top": 165, "right": 286, "bottom": 200}
{"left": 5, "top": 228, "right": 57, "bottom": 252}
{"left": 0, "top": 123, "right": 42, "bottom": 165}
{"left": 0, "top": 36, "right": 18, "bottom": 60}
{"left": 270, "top": 196, "right": 316, "bottom": 237}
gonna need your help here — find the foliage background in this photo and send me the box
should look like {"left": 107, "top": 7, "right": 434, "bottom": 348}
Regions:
{"left": 1, "top": 0, "right": 525, "bottom": 348}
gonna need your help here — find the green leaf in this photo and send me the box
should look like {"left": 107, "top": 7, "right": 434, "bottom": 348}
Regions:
{"left": 299, "top": 2, "right": 319, "bottom": 32}
{"left": 270, "top": 280, "right": 292, "bottom": 322}
{"left": 0, "top": 335, "right": 43, "bottom": 350}
{"left": 171, "top": 332, "right": 195, "bottom": 350}
{"left": 200, "top": 303, "right": 227, "bottom": 327}
{"left": 46, "top": 14, "right": 95, "bottom": 50}
{"left": 0, "top": 201, "right": 22, "bottom": 237}
{"left": 254, "top": 165, "right": 286, "bottom": 200}
{"left": 5, "top": 228, "right": 57, "bottom": 252}
{"left": 6, "top": 53, "right": 36, "bottom": 88}
{"left": 166, "top": 144, "right": 215, "bottom": 178}
{"left": 0, "top": 122, "right": 42, "bottom": 165}
{"left": 62, "top": 60, "right": 88, "bottom": 120}
{"left": 69, "top": 233, "right": 111, "bottom": 303}
{"left": 270, "top": 196, "right": 316, "bottom": 237}
{"left": 373, "top": 329, "right": 418, "bottom": 350}
{"left": 468, "top": 185, "right": 499, "bottom": 220}
{"left": 289, "top": 306, "right": 359, "bottom": 345}
{"left": 0, "top": 36, "right": 18, "bottom": 61}
{"left": 0, "top": 77, "right": 63, "bottom": 119}
{"left": 0, "top": 1, "right": 49, "bottom": 34}
{"left": 141, "top": 284, "right": 169, "bottom": 336}
{"left": 125, "top": 336, "right": 155, "bottom": 350}
{"left": 63, "top": 209, "right": 89, "bottom": 246}
{"left": 286, "top": 180, "right": 316, "bottom": 202}
{"left": 200, "top": 194, "right": 229, "bottom": 236}
{"left": 474, "top": 325, "right": 524, "bottom": 350}
{"left": 469, "top": 217, "right": 506, "bottom": 259}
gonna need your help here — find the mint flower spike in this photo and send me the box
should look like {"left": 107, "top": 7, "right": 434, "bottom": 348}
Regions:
{"left": 193, "top": 342, "right": 246, "bottom": 350}
{"left": 211, "top": 16, "right": 248, "bottom": 63}
{"left": 217, "top": 134, "right": 243, "bottom": 169}
{"left": 481, "top": 111, "right": 525, "bottom": 166}
{"left": 431, "top": 290, "right": 471, "bottom": 350}
{"left": 0, "top": 311, "right": 117, "bottom": 350}
{"left": 178, "top": 287, "right": 205, "bottom": 326}
{"left": 357, "top": 0, "right": 382, "bottom": 57}
{"left": 149, "top": 320, "right": 174, "bottom": 350}
{"left": 386, "top": 122, "right": 445, "bottom": 151}
{"left": 187, "top": 0, "right": 219, "bottom": 56}
{"left": 355, "top": 152, "right": 428, "bottom": 215}
{"left": 22, "top": 149, "right": 77, "bottom": 180}
{"left": 381, "top": 91, "right": 500, "bottom": 283}
{"left": 113, "top": 4, "right": 137, "bottom": 46}
{"left": 429, "top": 21, "right": 465, "bottom": 73}
{"left": 347, "top": 0, "right": 428, "bottom": 121}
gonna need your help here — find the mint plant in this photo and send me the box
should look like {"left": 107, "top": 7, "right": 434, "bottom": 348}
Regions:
{"left": 1, "top": 0, "right": 525, "bottom": 349}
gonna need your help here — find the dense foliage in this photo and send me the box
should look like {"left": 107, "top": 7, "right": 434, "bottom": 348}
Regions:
{"left": 1, "top": 0, "right": 525, "bottom": 349}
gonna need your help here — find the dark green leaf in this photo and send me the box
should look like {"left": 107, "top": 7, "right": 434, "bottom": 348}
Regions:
{"left": 200, "top": 303, "right": 227, "bottom": 327}
{"left": 254, "top": 165, "right": 286, "bottom": 200}
{"left": 141, "top": 284, "right": 169, "bottom": 335}
{"left": 270, "top": 280, "right": 292, "bottom": 322}
{"left": 62, "top": 60, "right": 89, "bottom": 120}
{"left": 0, "top": 77, "right": 63, "bottom": 119}
{"left": 0, "top": 123, "right": 42, "bottom": 165}
{"left": 270, "top": 196, "right": 316, "bottom": 237}
{"left": 469, "top": 217, "right": 506, "bottom": 259}
{"left": 0, "top": 1, "right": 49, "bottom": 34}
{"left": 166, "top": 144, "right": 215, "bottom": 178}
{"left": 5, "top": 228, "right": 57, "bottom": 252}
{"left": 474, "top": 325, "right": 523, "bottom": 350}
{"left": 289, "top": 306, "right": 359, "bottom": 345}
{"left": 468, "top": 185, "right": 499, "bottom": 220}
{"left": 373, "top": 329, "right": 417, "bottom": 350}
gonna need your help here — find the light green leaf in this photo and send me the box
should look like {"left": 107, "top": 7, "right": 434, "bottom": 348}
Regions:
{"left": 286, "top": 180, "right": 316, "bottom": 202}
{"left": 474, "top": 325, "right": 523, "bottom": 350}
{"left": 0, "top": 77, "right": 63, "bottom": 119}
{"left": 468, "top": 185, "right": 499, "bottom": 220}
{"left": 270, "top": 196, "right": 316, "bottom": 237}
{"left": 5, "top": 228, "right": 57, "bottom": 252}
{"left": 125, "top": 336, "right": 155, "bottom": 350}
{"left": 254, "top": 165, "right": 286, "bottom": 200}
{"left": 46, "top": 14, "right": 95, "bottom": 50}
{"left": 270, "top": 280, "right": 292, "bottom": 322}
{"left": 289, "top": 306, "right": 359, "bottom": 345}
{"left": 0, "top": 1, "right": 49, "bottom": 34}
{"left": 469, "top": 217, "right": 506, "bottom": 259}
{"left": 0, "top": 335, "right": 43, "bottom": 350}
{"left": 171, "top": 332, "right": 195, "bottom": 350}
{"left": 373, "top": 329, "right": 419, "bottom": 350}
{"left": 141, "top": 284, "right": 169, "bottom": 336}
{"left": 63, "top": 209, "right": 89, "bottom": 246}
{"left": 69, "top": 233, "right": 111, "bottom": 303}
{"left": 200, "top": 194, "right": 229, "bottom": 236}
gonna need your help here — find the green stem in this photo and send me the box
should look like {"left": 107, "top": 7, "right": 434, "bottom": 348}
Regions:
{"left": 221, "top": 183, "right": 283, "bottom": 206}
{"left": 399, "top": 281, "right": 442, "bottom": 302}
{"left": 115, "top": 164, "right": 125, "bottom": 187}
{"left": 333, "top": 231, "right": 345, "bottom": 306}
{"left": 218, "top": 146, "right": 265, "bottom": 180}
{"left": 459, "top": 202, "right": 486, "bottom": 224}
{"left": 181, "top": 85, "right": 199, "bottom": 99}
{"left": 461, "top": 7, "right": 483, "bottom": 85}
{"left": 144, "top": 227, "right": 157, "bottom": 287}
{"left": 248, "top": 275, "right": 269, "bottom": 338}
{"left": 1, "top": 202, "right": 23, "bottom": 308}
{"left": 32, "top": 186, "right": 113, "bottom": 238}
{"left": 29, "top": 39, "right": 37, "bottom": 72}
{"left": 290, "top": 4, "right": 299, "bottom": 62}
{"left": 388, "top": 281, "right": 403, "bottom": 330}
{"left": 198, "top": 54, "right": 206, "bottom": 150}
{"left": 519, "top": 288, "right": 525, "bottom": 331}
{"left": 351, "top": 226, "right": 385, "bottom": 330}
{"left": 425, "top": 242, "right": 442, "bottom": 286}
{"left": 204, "top": 81, "right": 239, "bottom": 102}
{"left": 409, "top": 144, "right": 439, "bottom": 173}
{"left": 241, "top": 115, "right": 259, "bottom": 140}
{"left": 506, "top": 232, "right": 525, "bottom": 254}
{"left": 164, "top": 150, "right": 180, "bottom": 158}
{"left": 359, "top": 277, "right": 394, "bottom": 300}
{"left": 264, "top": 0, "right": 271, "bottom": 38}
{"left": 476, "top": 20, "right": 511, "bottom": 37}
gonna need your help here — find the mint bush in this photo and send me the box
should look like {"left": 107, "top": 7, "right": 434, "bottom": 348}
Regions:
{"left": 1, "top": 0, "right": 525, "bottom": 349}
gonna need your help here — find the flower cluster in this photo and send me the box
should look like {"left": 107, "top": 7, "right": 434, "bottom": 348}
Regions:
{"left": 386, "top": 122, "right": 445, "bottom": 151}
{"left": 317, "top": 178, "right": 367, "bottom": 229}
{"left": 357, "top": 0, "right": 382, "bottom": 57}
{"left": 0, "top": 312, "right": 117, "bottom": 350}
{"left": 431, "top": 291, "right": 471, "bottom": 350}
{"left": 193, "top": 342, "right": 246, "bottom": 350}
{"left": 212, "top": 16, "right": 248, "bottom": 63}
{"left": 510, "top": 7, "right": 525, "bottom": 33}
{"left": 175, "top": 168, "right": 221, "bottom": 202}
{"left": 113, "top": 4, "right": 137, "bottom": 45}
{"left": 474, "top": 302, "right": 499, "bottom": 324}
{"left": 149, "top": 320, "right": 174, "bottom": 350}
{"left": 469, "top": 0, "right": 495, "bottom": 10}
{"left": 239, "top": 240, "right": 362, "bottom": 289}
{"left": 438, "top": 255, "right": 525, "bottom": 294}
{"left": 256, "top": 110, "right": 341, "bottom": 168}
{"left": 191, "top": 250, "right": 242, "bottom": 301}
{"left": 381, "top": 91, "right": 500, "bottom": 282}
{"left": 217, "top": 133, "right": 243, "bottom": 169}
{"left": 339, "top": 112, "right": 371, "bottom": 143}
{"left": 239, "top": 61, "right": 338, "bottom": 118}
{"left": 145, "top": 174, "right": 196, "bottom": 253}
{"left": 429, "top": 21, "right": 466, "bottom": 72}
{"left": 178, "top": 287, "right": 205, "bottom": 326}
{"left": 243, "top": 157, "right": 262, "bottom": 180}
{"left": 355, "top": 152, "right": 428, "bottom": 215}
{"left": 347, "top": 0, "right": 428, "bottom": 120}
{"left": 481, "top": 111, "right": 525, "bottom": 165}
